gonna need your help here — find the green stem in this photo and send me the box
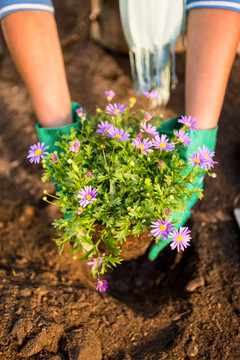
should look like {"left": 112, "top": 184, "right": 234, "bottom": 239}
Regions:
{"left": 111, "top": 144, "right": 116, "bottom": 166}
{"left": 102, "top": 146, "right": 108, "bottom": 167}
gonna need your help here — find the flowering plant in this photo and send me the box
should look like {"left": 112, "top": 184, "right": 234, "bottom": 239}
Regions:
{"left": 28, "top": 91, "right": 217, "bottom": 292}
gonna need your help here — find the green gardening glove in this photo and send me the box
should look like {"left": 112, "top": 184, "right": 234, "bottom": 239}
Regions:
{"left": 36, "top": 102, "right": 86, "bottom": 153}
{"left": 36, "top": 102, "right": 87, "bottom": 191}
{"left": 148, "top": 116, "right": 218, "bottom": 261}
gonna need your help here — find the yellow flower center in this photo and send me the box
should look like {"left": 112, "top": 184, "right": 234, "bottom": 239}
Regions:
{"left": 139, "top": 145, "right": 145, "bottom": 150}
{"left": 160, "top": 224, "right": 166, "bottom": 231}
{"left": 179, "top": 138, "right": 184, "bottom": 142}
{"left": 114, "top": 109, "right": 119, "bottom": 114}
{"left": 99, "top": 280, "right": 103, "bottom": 286}
{"left": 70, "top": 141, "right": 75, "bottom": 146}
{"left": 104, "top": 129, "right": 109, "bottom": 134}
{"left": 86, "top": 195, "right": 92, "bottom": 201}
{"left": 186, "top": 122, "right": 191, "bottom": 127}
{"left": 160, "top": 143, "right": 166, "bottom": 148}
{"left": 204, "top": 155, "right": 209, "bottom": 159}
{"left": 116, "top": 134, "right": 121, "bottom": 139}
{"left": 177, "top": 235, "right": 183, "bottom": 242}
{"left": 35, "top": 149, "right": 42, "bottom": 156}
{"left": 195, "top": 158, "right": 200, "bottom": 163}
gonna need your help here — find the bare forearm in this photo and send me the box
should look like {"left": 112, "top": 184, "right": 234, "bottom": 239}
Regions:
{"left": 185, "top": 9, "right": 240, "bottom": 129}
{"left": 2, "top": 11, "right": 72, "bottom": 127}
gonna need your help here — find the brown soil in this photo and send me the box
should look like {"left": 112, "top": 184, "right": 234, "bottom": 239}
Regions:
{"left": 0, "top": 1, "right": 240, "bottom": 359}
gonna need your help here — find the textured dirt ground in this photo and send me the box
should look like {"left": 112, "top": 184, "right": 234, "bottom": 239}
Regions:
{"left": 0, "top": 1, "right": 240, "bottom": 359}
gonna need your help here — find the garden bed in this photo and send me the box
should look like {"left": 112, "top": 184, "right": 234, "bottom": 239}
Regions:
{"left": 0, "top": 1, "right": 240, "bottom": 359}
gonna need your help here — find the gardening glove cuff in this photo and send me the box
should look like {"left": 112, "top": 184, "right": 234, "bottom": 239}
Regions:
{"left": 36, "top": 102, "right": 86, "bottom": 154}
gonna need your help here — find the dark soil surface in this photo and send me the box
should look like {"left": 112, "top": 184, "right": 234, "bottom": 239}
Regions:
{"left": 0, "top": 1, "right": 240, "bottom": 359}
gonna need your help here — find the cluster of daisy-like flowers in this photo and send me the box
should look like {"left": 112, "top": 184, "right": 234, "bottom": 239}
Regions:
{"left": 150, "top": 219, "right": 191, "bottom": 252}
{"left": 27, "top": 89, "right": 217, "bottom": 292}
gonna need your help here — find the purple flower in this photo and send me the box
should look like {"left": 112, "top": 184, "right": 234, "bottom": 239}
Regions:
{"left": 174, "top": 129, "right": 192, "bottom": 147}
{"left": 189, "top": 152, "right": 205, "bottom": 167}
{"left": 132, "top": 138, "right": 153, "bottom": 155}
{"left": 142, "top": 90, "right": 159, "bottom": 99}
{"left": 87, "top": 253, "right": 105, "bottom": 272}
{"left": 108, "top": 127, "right": 130, "bottom": 142}
{"left": 77, "top": 186, "right": 98, "bottom": 208}
{"left": 152, "top": 134, "right": 175, "bottom": 152}
{"left": 170, "top": 226, "right": 191, "bottom": 252}
{"left": 143, "top": 112, "right": 152, "bottom": 121}
{"left": 87, "top": 171, "right": 92, "bottom": 178}
{"left": 105, "top": 103, "right": 127, "bottom": 116}
{"left": 140, "top": 122, "right": 158, "bottom": 137}
{"left": 198, "top": 145, "right": 218, "bottom": 169}
{"left": 105, "top": 90, "right": 115, "bottom": 101}
{"left": 87, "top": 258, "right": 98, "bottom": 271}
{"left": 50, "top": 153, "right": 59, "bottom": 164}
{"left": 97, "top": 121, "right": 114, "bottom": 137}
{"left": 76, "top": 108, "right": 86, "bottom": 120}
{"left": 68, "top": 140, "right": 80, "bottom": 152}
{"left": 27, "top": 142, "right": 49, "bottom": 164}
{"left": 178, "top": 115, "right": 198, "bottom": 132}
{"left": 150, "top": 219, "right": 175, "bottom": 240}
{"left": 95, "top": 279, "right": 108, "bottom": 292}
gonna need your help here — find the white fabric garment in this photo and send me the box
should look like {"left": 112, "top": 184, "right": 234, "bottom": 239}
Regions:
{"left": 119, "top": 0, "right": 184, "bottom": 106}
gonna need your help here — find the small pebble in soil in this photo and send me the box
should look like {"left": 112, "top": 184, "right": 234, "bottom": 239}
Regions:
{"left": 185, "top": 276, "right": 205, "bottom": 292}
{"left": 11, "top": 318, "right": 34, "bottom": 345}
{"left": 187, "top": 341, "right": 199, "bottom": 357}
{"left": 20, "top": 288, "right": 32, "bottom": 297}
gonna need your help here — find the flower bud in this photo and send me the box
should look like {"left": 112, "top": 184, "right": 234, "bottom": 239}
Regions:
{"left": 157, "top": 161, "right": 163, "bottom": 168}
{"left": 129, "top": 97, "right": 136, "bottom": 107}
{"left": 105, "top": 90, "right": 115, "bottom": 102}
{"left": 77, "top": 208, "right": 83, "bottom": 215}
{"left": 96, "top": 107, "right": 102, "bottom": 114}
{"left": 143, "top": 112, "right": 152, "bottom": 121}
{"left": 67, "top": 159, "right": 73, "bottom": 164}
